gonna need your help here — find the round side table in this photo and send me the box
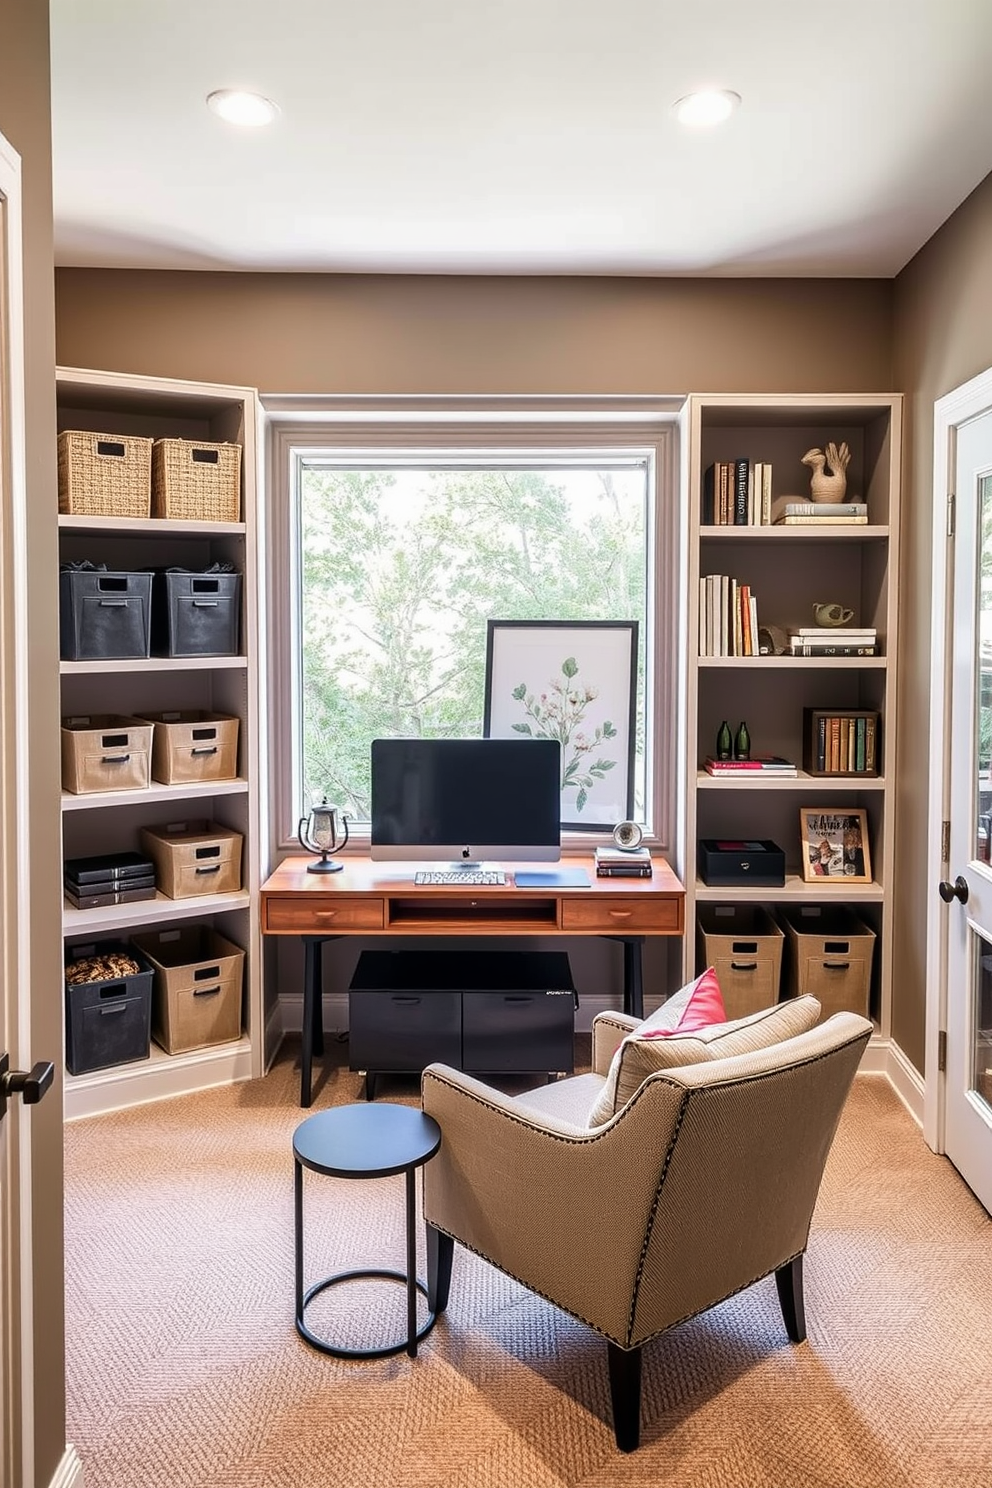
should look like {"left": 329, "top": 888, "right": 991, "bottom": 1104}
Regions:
{"left": 293, "top": 1102, "right": 442, "bottom": 1359}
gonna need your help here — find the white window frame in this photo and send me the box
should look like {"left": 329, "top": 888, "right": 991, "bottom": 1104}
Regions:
{"left": 262, "top": 394, "right": 684, "bottom": 860}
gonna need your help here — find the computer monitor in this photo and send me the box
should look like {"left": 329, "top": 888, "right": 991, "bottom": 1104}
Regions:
{"left": 369, "top": 737, "right": 562, "bottom": 864}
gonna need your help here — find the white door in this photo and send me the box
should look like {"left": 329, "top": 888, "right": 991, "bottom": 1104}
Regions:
{"left": 936, "top": 404, "right": 992, "bottom": 1214}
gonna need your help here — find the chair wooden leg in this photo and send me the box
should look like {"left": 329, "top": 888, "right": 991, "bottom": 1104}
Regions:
{"left": 775, "top": 1254, "right": 806, "bottom": 1343}
{"left": 606, "top": 1341, "right": 641, "bottom": 1452}
{"left": 426, "top": 1223, "right": 454, "bottom": 1315}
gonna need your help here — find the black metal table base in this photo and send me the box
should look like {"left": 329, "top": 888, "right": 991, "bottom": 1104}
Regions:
{"left": 296, "top": 1267, "right": 437, "bottom": 1359}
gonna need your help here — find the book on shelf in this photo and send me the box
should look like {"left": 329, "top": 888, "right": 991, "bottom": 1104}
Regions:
{"left": 698, "top": 573, "right": 760, "bottom": 656}
{"left": 790, "top": 626, "right": 876, "bottom": 638}
{"left": 702, "top": 460, "right": 773, "bottom": 526}
{"left": 788, "top": 641, "right": 878, "bottom": 656}
{"left": 776, "top": 513, "right": 868, "bottom": 525}
{"left": 802, "top": 708, "right": 879, "bottom": 774}
{"left": 704, "top": 754, "right": 797, "bottom": 776}
{"left": 780, "top": 501, "right": 867, "bottom": 518}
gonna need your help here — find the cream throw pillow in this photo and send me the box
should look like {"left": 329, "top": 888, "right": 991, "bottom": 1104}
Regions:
{"left": 587, "top": 992, "right": 822, "bottom": 1127}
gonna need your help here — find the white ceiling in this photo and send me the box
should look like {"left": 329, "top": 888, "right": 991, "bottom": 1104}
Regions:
{"left": 49, "top": 0, "right": 992, "bottom": 278}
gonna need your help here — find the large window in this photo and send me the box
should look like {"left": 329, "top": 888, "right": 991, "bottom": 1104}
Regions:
{"left": 264, "top": 399, "right": 681, "bottom": 850}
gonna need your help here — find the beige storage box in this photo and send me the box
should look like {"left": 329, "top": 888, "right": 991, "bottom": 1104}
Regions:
{"left": 138, "top": 820, "right": 243, "bottom": 899}
{"left": 140, "top": 710, "right": 240, "bottom": 785}
{"left": 61, "top": 713, "right": 153, "bottom": 795}
{"left": 58, "top": 430, "right": 153, "bottom": 517}
{"left": 696, "top": 904, "right": 785, "bottom": 1019}
{"left": 132, "top": 925, "right": 244, "bottom": 1054}
{"left": 151, "top": 438, "right": 242, "bottom": 523}
{"left": 780, "top": 906, "right": 875, "bottom": 1019}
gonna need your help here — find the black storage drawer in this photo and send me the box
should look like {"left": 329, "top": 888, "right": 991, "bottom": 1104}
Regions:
{"left": 348, "top": 989, "right": 462, "bottom": 1073}
{"left": 348, "top": 949, "right": 575, "bottom": 1079}
{"left": 463, "top": 990, "right": 574, "bottom": 1073}
{"left": 152, "top": 570, "right": 242, "bottom": 657}
{"left": 59, "top": 569, "right": 153, "bottom": 660}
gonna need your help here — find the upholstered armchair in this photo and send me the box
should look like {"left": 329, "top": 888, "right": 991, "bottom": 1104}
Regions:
{"left": 421, "top": 997, "right": 871, "bottom": 1451}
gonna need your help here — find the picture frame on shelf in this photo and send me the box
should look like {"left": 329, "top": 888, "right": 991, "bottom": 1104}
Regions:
{"left": 483, "top": 619, "right": 638, "bottom": 830}
{"left": 799, "top": 807, "right": 871, "bottom": 884}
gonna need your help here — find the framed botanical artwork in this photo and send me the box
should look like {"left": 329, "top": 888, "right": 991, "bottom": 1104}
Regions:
{"left": 799, "top": 807, "right": 871, "bottom": 884}
{"left": 483, "top": 620, "right": 638, "bottom": 830}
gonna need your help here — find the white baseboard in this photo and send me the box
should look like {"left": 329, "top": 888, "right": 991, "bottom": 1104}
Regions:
{"left": 857, "top": 1035, "right": 925, "bottom": 1125}
{"left": 49, "top": 1445, "right": 84, "bottom": 1488}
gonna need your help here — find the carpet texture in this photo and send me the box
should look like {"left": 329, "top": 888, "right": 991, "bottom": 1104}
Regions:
{"left": 64, "top": 1039, "right": 992, "bottom": 1487}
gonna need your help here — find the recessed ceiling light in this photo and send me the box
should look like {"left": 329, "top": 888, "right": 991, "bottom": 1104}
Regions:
{"left": 672, "top": 89, "right": 741, "bottom": 128}
{"left": 207, "top": 90, "right": 279, "bottom": 127}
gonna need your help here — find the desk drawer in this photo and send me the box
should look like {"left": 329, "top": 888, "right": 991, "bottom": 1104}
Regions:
{"left": 263, "top": 897, "right": 385, "bottom": 932}
{"left": 560, "top": 896, "right": 681, "bottom": 933}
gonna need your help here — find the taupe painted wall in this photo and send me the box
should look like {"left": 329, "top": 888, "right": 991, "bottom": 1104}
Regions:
{"left": 0, "top": 0, "right": 66, "bottom": 1483}
{"left": 55, "top": 270, "right": 893, "bottom": 396}
{"left": 891, "top": 170, "right": 992, "bottom": 1073}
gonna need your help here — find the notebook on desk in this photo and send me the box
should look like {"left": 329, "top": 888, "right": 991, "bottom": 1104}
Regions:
{"left": 513, "top": 867, "right": 591, "bottom": 888}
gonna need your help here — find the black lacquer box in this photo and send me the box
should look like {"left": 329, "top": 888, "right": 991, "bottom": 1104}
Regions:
{"left": 698, "top": 838, "right": 786, "bottom": 887}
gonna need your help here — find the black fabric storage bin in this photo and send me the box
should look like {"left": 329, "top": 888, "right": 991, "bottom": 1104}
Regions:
{"left": 151, "top": 570, "right": 242, "bottom": 657}
{"left": 64, "top": 942, "right": 153, "bottom": 1075}
{"left": 59, "top": 569, "right": 153, "bottom": 660}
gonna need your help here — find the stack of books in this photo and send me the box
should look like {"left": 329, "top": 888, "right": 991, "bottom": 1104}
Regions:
{"left": 704, "top": 754, "right": 798, "bottom": 777}
{"left": 774, "top": 501, "right": 868, "bottom": 525}
{"left": 788, "top": 626, "right": 878, "bottom": 657}
{"left": 594, "top": 845, "right": 653, "bottom": 878}
{"left": 64, "top": 851, "right": 157, "bottom": 910}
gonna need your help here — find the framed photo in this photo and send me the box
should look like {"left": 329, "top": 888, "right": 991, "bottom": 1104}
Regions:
{"left": 483, "top": 620, "right": 638, "bottom": 830}
{"left": 799, "top": 807, "right": 871, "bottom": 884}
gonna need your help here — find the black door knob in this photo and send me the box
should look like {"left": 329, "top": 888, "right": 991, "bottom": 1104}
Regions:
{"left": 0, "top": 1052, "right": 55, "bottom": 1120}
{"left": 938, "top": 875, "right": 970, "bottom": 904}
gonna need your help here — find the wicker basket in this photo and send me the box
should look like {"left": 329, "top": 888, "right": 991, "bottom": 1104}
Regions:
{"left": 151, "top": 438, "right": 242, "bottom": 522}
{"left": 57, "top": 431, "right": 153, "bottom": 517}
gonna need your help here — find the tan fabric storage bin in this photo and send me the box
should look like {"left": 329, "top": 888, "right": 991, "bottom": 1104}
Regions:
{"left": 151, "top": 438, "right": 242, "bottom": 522}
{"left": 138, "top": 820, "right": 243, "bottom": 899}
{"left": 696, "top": 904, "right": 785, "bottom": 1019}
{"left": 132, "top": 926, "right": 244, "bottom": 1054}
{"left": 780, "top": 906, "right": 875, "bottom": 1019}
{"left": 58, "top": 430, "right": 153, "bottom": 517}
{"left": 140, "top": 710, "right": 240, "bottom": 785}
{"left": 61, "top": 713, "right": 153, "bottom": 794}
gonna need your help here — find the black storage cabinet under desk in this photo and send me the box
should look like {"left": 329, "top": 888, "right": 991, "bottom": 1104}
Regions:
{"left": 348, "top": 949, "right": 576, "bottom": 1081}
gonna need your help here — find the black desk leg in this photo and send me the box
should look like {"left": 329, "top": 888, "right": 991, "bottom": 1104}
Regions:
{"left": 405, "top": 1168, "right": 418, "bottom": 1358}
{"left": 622, "top": 938, "right": 645, "bottom": 1020}
{"left": 301, "top": 937, "right": 326, "bottom": 1109}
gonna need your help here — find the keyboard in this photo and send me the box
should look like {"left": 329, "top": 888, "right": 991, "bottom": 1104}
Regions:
{"left": 414, "top": 869, "right": 507, "bottom": 886}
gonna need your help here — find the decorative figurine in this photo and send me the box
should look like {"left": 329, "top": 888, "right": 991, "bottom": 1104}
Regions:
{"left": 801, "top": 440, "right": 851, "bottom": 504}
{"left": 812, "top": 602, "right": 855, "bottom": 627}
{"left": 716, "top": 720, "right": 733, "bottom": 760}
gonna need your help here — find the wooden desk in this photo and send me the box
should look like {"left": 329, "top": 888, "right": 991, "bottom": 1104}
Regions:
{"left": 261, "top": 854, "right": 685, "bottom": 1105}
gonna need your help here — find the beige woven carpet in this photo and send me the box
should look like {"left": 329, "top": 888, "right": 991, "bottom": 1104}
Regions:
{"left": 64, "top": 1040, "right": 992, "bottom": 1488}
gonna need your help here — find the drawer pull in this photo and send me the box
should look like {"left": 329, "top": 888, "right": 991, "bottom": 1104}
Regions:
{"left": 392, "top": 996, "right": 421, "bottom": 1005}
{"left": 100, "top": 1002, "right": 127, "bottom": 1015}
{"left": 193, "top": 985, "right": 221, "bottom": 999}
{"left": 314, "top": 910, "right": 340, "bottom": 921}
{"left": 730, "top": 961, "right": 758, "bottom": 972}
{"left": 191, "top": 746, "right": 218, "bottom": 757}
{"left": 195, "top": 863, "right": 220, "bottom": 875}
{"left": 608, "top": 909, "right": 633, "bottom": 920}
{"left": 101, "top": 754, "right": 131, "bottom": 765}
{"left": 822, "top": 961, "right": 850, "bottom": 971}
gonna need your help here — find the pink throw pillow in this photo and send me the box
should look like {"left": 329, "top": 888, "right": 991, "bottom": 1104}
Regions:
{"left": 641, "top": 967, "right": 726, "bottom": 1037}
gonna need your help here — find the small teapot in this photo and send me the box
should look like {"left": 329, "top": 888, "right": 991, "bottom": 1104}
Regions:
{"left": 812, "top": 602, "right": 854, "bottom": 628}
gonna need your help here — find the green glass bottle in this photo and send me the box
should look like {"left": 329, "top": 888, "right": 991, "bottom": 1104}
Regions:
{"left": 735, "top": 720, "right": 751, "bottom": 760}
{"left": 716, "top": 720, "right": 733, "bottom": 760}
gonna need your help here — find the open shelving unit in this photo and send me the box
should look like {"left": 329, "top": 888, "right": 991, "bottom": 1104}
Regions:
{"left": 56, "top": 367, "right": 265, "bottom": 1119}
{"left": 682, "top": 393, "right": 903, "bottom": 1038}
